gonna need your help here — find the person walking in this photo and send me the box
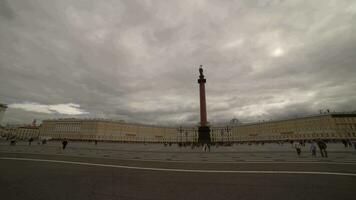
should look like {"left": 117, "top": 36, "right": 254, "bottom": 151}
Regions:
{"left": 342, "top": 140, "right": 347, "bottom": 147}
{"left": 10, "top": 139, "right": 16, "bottom": 146}
{"left": 293, "top": 141, "right": 302, "bottom": 156}
{"left": 203, "top": 143, "right": 207, "bottom": 152}
{"left": 317, "top": 140, "right": 328, "bottom": 158}
{"left": 28, "top": 138, "right": 34, "bottom": 146}
{"left": 62, "top": 140, "right": 68, "bottom": 150}
{"left": 310, "top": 141, "right": 317, "bottom": 157}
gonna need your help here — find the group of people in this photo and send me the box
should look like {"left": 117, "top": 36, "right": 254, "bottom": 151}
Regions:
{"left": 10, "top": 137, "right": 69, "bottom": 150}
{"left": 7, "top": 137, "right": 107, "bottom": 151}
{"left": 5, "top": 137, "right": 353, "bottom": 156}
{"left": 293, "top": 140, "right": 328, "bottom": 157}
{"left": 341, "top": 139, "right": 356, "bottom": 149}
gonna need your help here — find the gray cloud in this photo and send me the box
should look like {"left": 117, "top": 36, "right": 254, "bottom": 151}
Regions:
{"left": 1, "top": 0, "right": 356, "bottom": 126}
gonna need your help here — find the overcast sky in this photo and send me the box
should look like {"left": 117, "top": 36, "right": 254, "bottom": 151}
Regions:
{"left": 1, "top": 0, "right": 356, "bottom": 126}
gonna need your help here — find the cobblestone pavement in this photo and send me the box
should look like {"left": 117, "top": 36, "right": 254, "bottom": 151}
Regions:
{"left": 1, "top": 140, "right": 355, "bottom": 163}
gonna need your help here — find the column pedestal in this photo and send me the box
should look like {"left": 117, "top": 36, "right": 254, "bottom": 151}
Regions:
{"left": 198, "top": 126, "right": 211, "bottom": 144}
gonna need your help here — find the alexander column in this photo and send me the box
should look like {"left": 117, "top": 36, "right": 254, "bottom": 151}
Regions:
{"left": 197, "top": 65, "right": 211, "bottom": 144}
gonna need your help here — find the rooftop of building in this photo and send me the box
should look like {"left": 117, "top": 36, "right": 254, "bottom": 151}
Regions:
{"left": 42, "top": 118, "right": 177, "bottom": 129}
{"left": 176, "top": 112, "right": 356, "bottom": 129}
{"left": 4, "top": 124, "right": 40, "bottom": 129}
{"left": 234, "top": 111, "right": 356, "bottom": 127}
{"left": 43, "top": 118, "right": 125, "bottom": 123}
{"left": 31, "top": 111, "right": 356, "bottom": 129}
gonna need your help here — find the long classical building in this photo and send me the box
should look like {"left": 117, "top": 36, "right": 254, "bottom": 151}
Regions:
{"left": 228, "top": 112, "right": 356, "bottom": 142}
{"left": 6, "top": 112, "right": 356, "bottom": 143}
{"left": 169, "top": 112, "right": 356, "bottom": 143}
{"left": 4, "top": 126, "right": 40, "bottom": 140}
{"left": 40, "top": 118, "right": 177, "bottom": 142}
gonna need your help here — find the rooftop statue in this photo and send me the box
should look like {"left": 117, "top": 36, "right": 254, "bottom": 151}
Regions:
{"left": 199, "top": 65, "right": 204, "bottom": 76}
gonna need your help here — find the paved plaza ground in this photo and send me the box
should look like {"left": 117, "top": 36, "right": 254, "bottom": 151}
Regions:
{"left": 1, "top": 140, "right": 356, "bottom": 162}
{"left": 1, "top": 140, "right": 356, "bottom": 200}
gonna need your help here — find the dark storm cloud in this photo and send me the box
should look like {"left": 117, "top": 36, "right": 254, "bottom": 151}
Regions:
{"left": 1, "top": 0, "right": 356, "bottom": 126}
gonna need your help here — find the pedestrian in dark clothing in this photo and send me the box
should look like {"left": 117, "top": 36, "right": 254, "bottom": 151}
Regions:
{"left": 317, "top": 140, "right": 328, "bottom": 157}
{"left": 10, "top": 139, "right": 16, "bottom": 146}
{"left": 342, "top": 140, "right": 347, "bottom": 147}
{"left": 62, "top": 140, "right": 68, "bottom": 150}
{"left": 28, "top": 138, "right": 34, "bottom": 146}
{"left": 348, "top": 140, "right": 352, "bottom": 148}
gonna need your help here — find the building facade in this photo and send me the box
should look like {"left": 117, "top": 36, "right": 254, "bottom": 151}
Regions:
{"left": 228, "top": 113, "right": 356, "bottom": 142}
{"left": 40, "top": 118, "right": 178, "bottom": 142}
{"left": 5, "top": 126, "right": 40, "bottom": 140}
{"left": 15, "top": 113, "right": 356, "bottom": 143}
{"left": 176, "top": 113, "right": 356, "bottom": 143}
